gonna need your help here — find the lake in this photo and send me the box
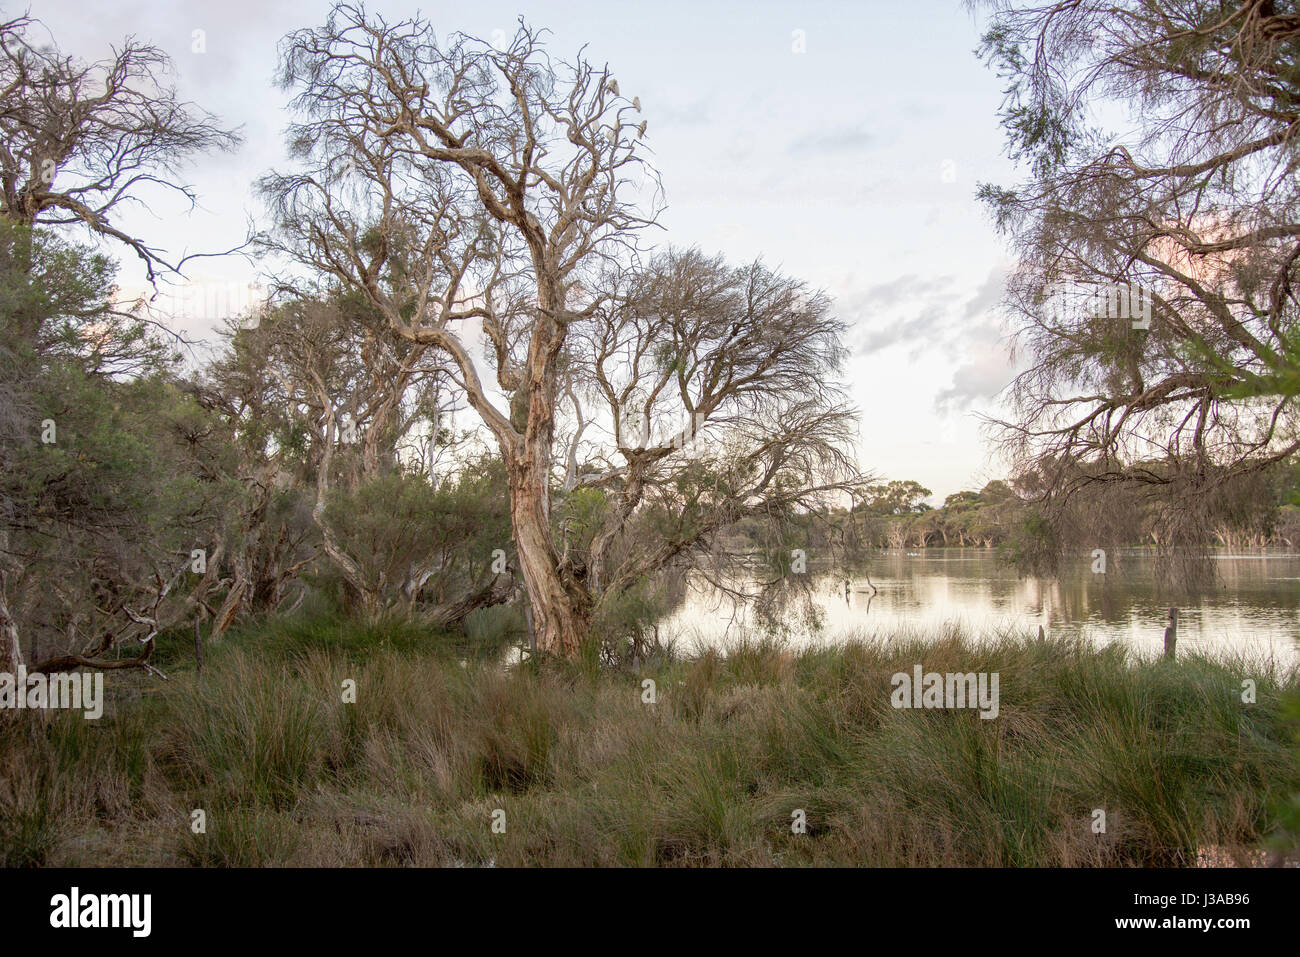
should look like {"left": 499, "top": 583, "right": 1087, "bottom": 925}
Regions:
{"left": 660, "top": 547, "right": 1300, "bottom": 667}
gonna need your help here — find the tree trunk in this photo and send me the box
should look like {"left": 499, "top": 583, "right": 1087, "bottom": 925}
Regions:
{"left": 311, "top": 413, "right": 385, "bottom": 620}
{"left": 425, "top": 573, "right": 516, "bottom": 629}
{"left": 498, "top": 271, "right": 593, "bottom": 656}
{"left": 0, "top": 568, "right": 22, "bottom": 676}
{"left": 508, "top": 457, "right": 590, "bottom": 656}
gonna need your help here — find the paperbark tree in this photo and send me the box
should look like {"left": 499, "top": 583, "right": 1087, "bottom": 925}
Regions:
{"left": 238, "top": 295, "right": 436, "bottom": 615}
{"left": 557, "top": 249, "right": 871, "bottom": 649}
{"left": 0, "top": 13, "right": 238, "bottom": 672}
{"left": 210, "top": 293, "right": 515, "bottom": 622}
{"left": 259, "top": 4, "right": 659, "bottom": 654}
{"left": 0, "top": 14, "right": 240, "bottom": 282}
{"left": 977, "top": 0, "right": 1300, "bottom": 559}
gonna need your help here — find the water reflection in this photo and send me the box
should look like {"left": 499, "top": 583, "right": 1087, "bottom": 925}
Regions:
{"left": 661, "top": 547, "right": 1300, "bottom": 665}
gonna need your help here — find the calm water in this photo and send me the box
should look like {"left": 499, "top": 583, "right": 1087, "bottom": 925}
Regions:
{"left": 661, "top": 547, "right": 1300, "bottom": 666}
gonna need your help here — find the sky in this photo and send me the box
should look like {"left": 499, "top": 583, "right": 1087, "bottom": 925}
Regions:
{"left": 23, "top": 0, "right": 1024, "bottom": 501}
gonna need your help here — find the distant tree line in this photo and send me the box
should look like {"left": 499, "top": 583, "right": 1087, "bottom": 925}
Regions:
{"left": 718, "top": 463, "right": 1300, "bottom": 581}
{"left": 838, "top": 464, "right": 1300, "bottom": 559}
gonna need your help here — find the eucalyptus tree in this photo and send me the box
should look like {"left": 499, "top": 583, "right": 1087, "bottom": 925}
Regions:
{"left": 259, "top": 3, "right": 659, "bottom": 654}
{"left": 977, "top": 0, "right": 1300, "bottom": 558}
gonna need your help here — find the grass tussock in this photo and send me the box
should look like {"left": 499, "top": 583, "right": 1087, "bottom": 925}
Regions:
{"left": 1, "top": 617, "right": 1298, "bottom": 867}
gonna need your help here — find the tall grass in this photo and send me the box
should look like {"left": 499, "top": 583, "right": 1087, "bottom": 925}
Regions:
{"left": 1, "top": 617, "right": 1296, "bottom": 866}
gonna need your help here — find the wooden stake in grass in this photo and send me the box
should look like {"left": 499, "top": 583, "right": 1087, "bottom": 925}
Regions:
{"left": 1164, "top": 607, "right": 1179, "bottom": 661}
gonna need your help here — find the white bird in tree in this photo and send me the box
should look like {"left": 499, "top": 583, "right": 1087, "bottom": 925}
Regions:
{"left": 632, "top": 96, "right": 641, "bottom": 111}
{"left": 606, "top": 77, "right": 619, "bottom": 96}
{"left": 637, "top": 120, "right": 647, "bottom": 139}
{"left": 607, "top": 124, "right": 619, "bottom": 145}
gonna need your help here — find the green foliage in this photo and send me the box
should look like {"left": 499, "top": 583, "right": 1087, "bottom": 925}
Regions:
{"left": 976, "top": 24, "right": 1077, "bottom": 179}
{"left": 554, "top": 485, "right": 606, "bottom": 557}
{"left": 840, "top": 478, "right": 1022, "bottom": 550}
{"left": 164, "top": 651, "right": 331, "bottom": 809}
{"left": 1, "top": 223, "right": 238, "bottom": 660}
{"left": 860, "top": 479, "right": 932, "bottom": 516}
{"left": 320, "top": 455, "right": 511, "bottom": 612}
{"left": 1269, "top": 688, "right": 1300, "bottom": 855}
{"left": 1002, "top": 507, "right": 1062, "bottom": 573}
{"left": 593, "top": 579, "right": 671, "bottom": 659}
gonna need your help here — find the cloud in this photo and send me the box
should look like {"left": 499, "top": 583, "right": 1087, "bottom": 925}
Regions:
{"left": 652, "top": 95, "right": 717, "bottom": 128}
{"left": 836, "top": 262, "right": 1016, "bottom": 404}
{"left": 846, "top": 263, "right": 1010, "bottom": 352}
{"left": 854, "top": 301, "right": 954, "bottom": 355}
{"left": 962, "top": 264, "right": 1008, "bottom": 321}
{"left": 838, "top": 274, "right": 959, "bottom": 356}
{"left": 932, "top": 267, "right": 1017, "bottom": 412}
{"left": 934, "top": 341, "right": 1016, "bottom": 413}
{"left": 789, "top": 124, "right": 875, "bottom": 155}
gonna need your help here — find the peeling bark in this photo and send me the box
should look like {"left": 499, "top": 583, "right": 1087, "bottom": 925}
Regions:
{"left": 0, "top": 568, "right": 23, "bottom": 676}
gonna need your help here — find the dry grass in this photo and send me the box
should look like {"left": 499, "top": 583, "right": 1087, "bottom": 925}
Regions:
{"left": 1, "top": 617, "right": 1298, "bottom": 867}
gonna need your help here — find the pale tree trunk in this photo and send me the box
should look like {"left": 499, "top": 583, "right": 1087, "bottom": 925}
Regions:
{"left": 510, "top": 466, "right": 589, "bottom": 656}
{"left": 0, "top": 568, "right": 22, "bottom": 676}
{"left": 505, "top": 277, "right": 592, "bottom": 656}
{"left": 401, "top": 323, "right": 589, "bottom": 655}
{"left": 312, "top": 412, "right": 384, "bottom": 620}
{"left": 0, "top": 527, "right": 22, "bottom": 676}
{"left": 317, "top": 528, "right": 383, "bottom": 619}
{"left": 887, "top": 523, "right": 908, "bottom": 550}
{"left": 508, "top": 393, "right": 591, "bottom": 656}
{"left": 423, "top": 573, "right": 516, "bottom": 629}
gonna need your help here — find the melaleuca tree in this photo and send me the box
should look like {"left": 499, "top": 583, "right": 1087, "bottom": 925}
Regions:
{"left": 559, "top": 248, "right": 871, "bottom": 653}
{"left": 202, "top": 290, "right": 514, "bottom": 624}
{"left": 0, "top": 223, "right": 238, "bottom": 676}
{"left": 976, "top": 0, "right": 1300, "bottom": 576}
{"left": 0, "top": 13, "right": 240, "bottom": 282}
{"left": 320, "top": 454, "right": 514, "bottom": 623}
{"left": 258, "top": 3, "right": 661, "bottom": 655}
